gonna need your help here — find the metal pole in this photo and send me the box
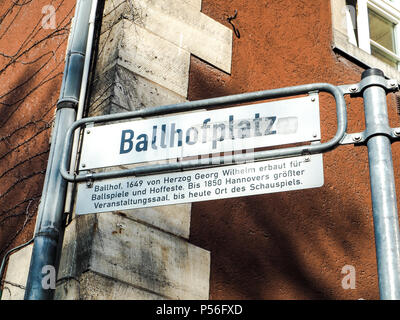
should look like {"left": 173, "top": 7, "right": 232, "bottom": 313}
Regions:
{"left": 24, "top": 0, "right": 93, "bottom": 300}
{"left": 64, "top": 0, "right": 98, "bottom": 218}
{"left": 362, "top": 68, "right": 400, "bottom": 299}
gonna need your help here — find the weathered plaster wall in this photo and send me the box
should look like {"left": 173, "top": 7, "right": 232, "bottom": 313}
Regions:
{"left": 0, "top": 0, "right": 74, "bottom": 298}
{"left": 187, "top": 0, "right": 400, "bottom": 300}
{"left": 3, "top": 0, "right": 400, "bottom": 300}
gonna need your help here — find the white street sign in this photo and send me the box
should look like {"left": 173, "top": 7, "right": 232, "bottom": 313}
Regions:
{"left": 75, "top": 154, "right": 324, "bottom": 215}
{"left": 79, "top": 95, "right": 321, "bottom": 170}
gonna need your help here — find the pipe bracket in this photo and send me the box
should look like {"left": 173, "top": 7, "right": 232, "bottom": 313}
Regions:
{"left": 339, "top": 78, "right": 399, "bottom": 96}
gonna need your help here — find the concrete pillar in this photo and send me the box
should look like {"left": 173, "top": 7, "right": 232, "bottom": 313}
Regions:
{"left": 1, "top": 0, "right": 232, "bottom": 300}
{"left": 54, "top": 0, "right": 232, "bottom": 300}
{"left": 1, "top": 244, "right": 32, "bottom": 300}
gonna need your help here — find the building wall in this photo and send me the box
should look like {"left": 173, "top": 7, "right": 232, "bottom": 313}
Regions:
{"left": 55, "top": 0, "right": 232, "bottom": 300}
{"left": 0, "top": 0, "right": 74, "bottom": 298}
{"left": 188, "top": 0, "right": 400, "bottom": 300}
{"left": 2, "top": 0, "right": 400, "bottom": 300}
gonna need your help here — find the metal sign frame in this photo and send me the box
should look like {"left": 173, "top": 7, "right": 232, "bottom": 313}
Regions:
{"left": 77, "top": 95, "right": 322, "bottom": 170}
{"left": 60, "top": 82, "right": 348, "bottom": 183}
{"left": 59, "top": 71, "right": 400, "bottom": 300}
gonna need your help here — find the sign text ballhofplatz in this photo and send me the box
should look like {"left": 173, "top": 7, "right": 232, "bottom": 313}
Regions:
{"left": 76, "top": 154, "right": 324, "bottom": 215}
{"left": 79, "top": 95, "right": 321, "bottom": 170}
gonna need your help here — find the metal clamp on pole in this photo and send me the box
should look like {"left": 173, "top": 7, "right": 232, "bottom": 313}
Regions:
{"left": 360, "top": 68, "right": 400, "bottom": 300}
{"left": 339, "top": 76, "right": 399, "bottom": 146}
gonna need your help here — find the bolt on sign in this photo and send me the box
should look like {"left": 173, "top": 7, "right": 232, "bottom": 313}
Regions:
{"left": 76, "top": 94, "right": 324, "bottom": 214}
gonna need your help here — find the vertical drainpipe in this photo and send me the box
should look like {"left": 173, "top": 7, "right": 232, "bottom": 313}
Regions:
{"left": 24, "top": 0, "right": 94, "bottom": 300}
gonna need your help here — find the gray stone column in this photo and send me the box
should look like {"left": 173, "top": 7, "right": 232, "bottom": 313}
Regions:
{"left": 54, "top": 0, "right": 232, "bottom": 300}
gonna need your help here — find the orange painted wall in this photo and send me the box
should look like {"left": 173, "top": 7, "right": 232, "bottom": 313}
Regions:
{"left": 188, "top": 0, "right": 400, "bottom": 299}
{"left": 0, "top": 0, "right": 74, "bottom": 265}
{"left": 2, "top": 0, "right": 400, "bottom": 300}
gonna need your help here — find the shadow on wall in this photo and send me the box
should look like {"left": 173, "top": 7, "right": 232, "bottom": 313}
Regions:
{"left": 190, "top": 180, "right": 379, "bottom": 300}
{"left": 0, "top": 64, "right": 50, "bottom": 259}
{"left": 187, "top": 58, "right": 378, "bottom": 300}
{"left": 0, "top": 0, "right": 74, "bottom": 262}
{"left": 186, "top": 0, "right": 381, "bottom": 301}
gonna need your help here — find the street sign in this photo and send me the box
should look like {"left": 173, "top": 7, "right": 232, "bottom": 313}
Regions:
{"left": 75, "top": 154, "right": 324, "bottom": 215}
{"left": 79, "top": 95, "right": 321, "bottom": 170}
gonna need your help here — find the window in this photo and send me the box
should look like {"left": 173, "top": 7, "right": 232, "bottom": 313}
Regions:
{"left": 345, "top": 0, "right": 400, "bottom": 69}
{"left": 368, "top": 8, "right": 397, "bottom": 68}
{"left": 332, "top": 0, "right": 400, "bottom": 79}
